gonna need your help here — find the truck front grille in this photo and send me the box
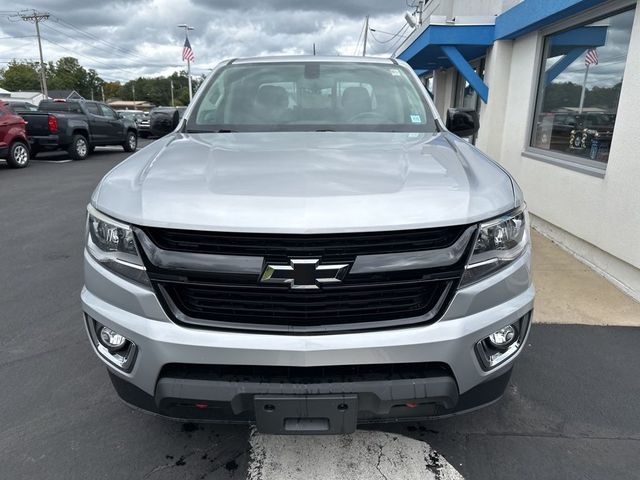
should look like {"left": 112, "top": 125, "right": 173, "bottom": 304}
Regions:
{"left": 136, "top": 225, "right": 473, "bottom": 334}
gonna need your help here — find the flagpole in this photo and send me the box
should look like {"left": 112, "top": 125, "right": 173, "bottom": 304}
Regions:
{"left": 187, "top": 58, "right": 193, "bottom": 102}
{"left": 579, "top": 63, "right": 589, "bottom": 114}
{"left": 178, "top": 24, "right": 195, "bottom": 103}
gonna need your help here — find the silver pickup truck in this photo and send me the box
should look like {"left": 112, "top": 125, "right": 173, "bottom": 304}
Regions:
{"left": 82, "top": 56, "right": 534, "bottom": 435}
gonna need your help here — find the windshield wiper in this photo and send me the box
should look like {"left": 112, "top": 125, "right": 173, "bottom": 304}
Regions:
{"left": 314, "top": 129, "right": 335, "bottom": 132}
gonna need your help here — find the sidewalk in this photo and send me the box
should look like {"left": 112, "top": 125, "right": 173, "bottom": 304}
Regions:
{"left": 531, "top": 230, "right": 640, "bottom": 326}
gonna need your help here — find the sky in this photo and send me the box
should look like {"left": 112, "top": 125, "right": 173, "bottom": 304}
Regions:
{"left": 0, "top": 0, "right": 413, "bottom": 83}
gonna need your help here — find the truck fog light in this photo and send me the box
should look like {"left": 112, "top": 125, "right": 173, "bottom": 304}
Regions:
{"left": 85, "top": 315, "right": 137, "bottom": 372}
{"left": 488, "top": 325, "right": 516, "bottom": 349}
{"left": 99, "top": 326, "right": 127, "bottom": 351}
{"left": 475, "top": 313, "right": 532, "bottom": 371}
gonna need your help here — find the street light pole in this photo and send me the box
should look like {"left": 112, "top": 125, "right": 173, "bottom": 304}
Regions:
{"left": 363, "top": 15, "right": 369, "bottom": 56}
{"left": 178, "top": 24, "right": 195, "bottom": 102}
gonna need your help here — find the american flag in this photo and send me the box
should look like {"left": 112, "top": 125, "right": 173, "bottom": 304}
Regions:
{"left": 585, "top": 48, "right": 598, "bottom": 67}
{"left": 182, "top": 37, "right": 195, "bottom": 62}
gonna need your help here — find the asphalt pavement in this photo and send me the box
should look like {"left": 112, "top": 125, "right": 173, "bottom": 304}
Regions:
{"left": 1, "top": 141, "right": 639, "bottom": 479}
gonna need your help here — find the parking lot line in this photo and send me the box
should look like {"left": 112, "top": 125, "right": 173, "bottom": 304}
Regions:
{"left": 247, "top": 428, "right": 465, "bottom": 480}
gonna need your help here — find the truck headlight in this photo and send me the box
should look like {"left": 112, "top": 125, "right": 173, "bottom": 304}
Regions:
{"left": 86, "top": 205, "right": 149, "bottom": 285}
{"left": 461, "top": 207, "right": 529, "bottom": 286}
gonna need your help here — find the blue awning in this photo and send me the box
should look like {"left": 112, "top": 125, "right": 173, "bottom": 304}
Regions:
{"left": 494, "top": 0, "right": 611, "bottom": 39}
{"left": 398, "top": 24, "right": 494, "bottom": 72}
{"left": 397, "top": 24, "right": 494, "bottom": 103}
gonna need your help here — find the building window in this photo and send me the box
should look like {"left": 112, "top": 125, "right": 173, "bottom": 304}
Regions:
{"left": 530, "top": 7, "right": 635, "bottom": 168}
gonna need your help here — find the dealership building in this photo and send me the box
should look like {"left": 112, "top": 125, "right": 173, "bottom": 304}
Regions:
{"left": 395, "top": 0, "right": 640, "bottom": 300}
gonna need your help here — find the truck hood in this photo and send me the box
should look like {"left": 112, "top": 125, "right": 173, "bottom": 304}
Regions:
{"left": 93, "top": 132, "right": 516, "bottom": 233}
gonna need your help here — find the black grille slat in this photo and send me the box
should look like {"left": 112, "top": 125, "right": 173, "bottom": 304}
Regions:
{"left": 163, "top": 280, "right": 446, "bottom": 326}
{"left": 143, "top": 225, "right": 467, "bottom": 262}
{"left": 161, "top": 362, "right": 453, "bottom": 383}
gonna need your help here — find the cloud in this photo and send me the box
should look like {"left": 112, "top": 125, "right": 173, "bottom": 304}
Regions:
{"left": 0, "top": 0, "right": 409, "bottom": 82}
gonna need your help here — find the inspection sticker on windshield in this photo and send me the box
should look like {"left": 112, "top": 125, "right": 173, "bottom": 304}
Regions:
{"left": 390, "top": 69, "right": 402, "bottom": 76}
{"left": 410, "top": 114, "right": 422, "bottom": 123}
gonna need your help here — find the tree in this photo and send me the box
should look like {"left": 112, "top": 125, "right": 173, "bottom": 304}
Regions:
{"left": 102, "top": 81, "right": 122, "bottom": 101}
{"left": 47, "top": 57, "right": 103, "bottom": 98}
{"left": 0, "top": 60, "right": 42, "bottom": 91}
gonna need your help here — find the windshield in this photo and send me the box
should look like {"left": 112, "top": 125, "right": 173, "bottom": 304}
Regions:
{"left": 187, "top": 61, "right": 436, "bottom": 133}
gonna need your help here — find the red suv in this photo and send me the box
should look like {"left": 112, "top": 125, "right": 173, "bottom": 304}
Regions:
{"left": 0, "top": 101, "right": 30, "bottom": 168}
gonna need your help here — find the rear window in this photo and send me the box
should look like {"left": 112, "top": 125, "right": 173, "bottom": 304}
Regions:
{"left": 187, "top": 61, "right": 436, "bottom": 133}
{"left": 39, "top": 102, "right": 83, "bottom": 114}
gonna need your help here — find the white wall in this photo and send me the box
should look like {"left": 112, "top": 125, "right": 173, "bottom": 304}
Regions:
{"left": 432, "top": 68, "right": 456, "bottom": 117}
{"left": 422, "top": 0, "right": 518, "bottom": 19}
{"left": 488, "top": 7, "right": 640, "bottom": 298}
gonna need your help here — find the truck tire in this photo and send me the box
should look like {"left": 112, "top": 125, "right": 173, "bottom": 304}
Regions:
{"left": 6, "top": 140, "right": 30, "bottom": 168}
{"left": 68, "top": 134, "right": 89, "bottom": 160}
{"left": 123, "top": 131, "right": 137, "bottom": 152}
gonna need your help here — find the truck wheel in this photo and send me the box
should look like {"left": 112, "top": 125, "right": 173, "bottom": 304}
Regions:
{"left": 123, "top": 131, "right": 137, "bottom": 152}
{"left": 6, "top": 140, "right": 30, "bottom": 168}
{"left": 68, "top": 134, "right": 89, "bottom": 160}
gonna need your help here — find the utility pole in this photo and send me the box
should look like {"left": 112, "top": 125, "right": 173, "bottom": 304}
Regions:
{"left": 363, "top": 15, "right": 369, "bottom": 56}
{"left": 19, "top": 10, "right": 49, "bottom": 97}
{"left": 132, "top": 84, "right": 136, "bottom": 104}
{"left": 170, "top": 80, "right": 175, "bottom": 107}
{"left": 313, "top": 43, "right": 316, "bottom": 56}
{"left": 178, "top": 24, "right": 195, "bottom": 102}
{"left": 101, "top": 85, "right": 105, "bottom": 102}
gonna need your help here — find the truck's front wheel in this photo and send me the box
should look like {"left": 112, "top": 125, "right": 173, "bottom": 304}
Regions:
{"left": 6, "top": 140, "right": 30, "bottom": 168}
{"left": 68, "top": 134, "right": 89, "bottom": 160}
{"left": 123, "top": 131, "right": 137, "bottom": 153}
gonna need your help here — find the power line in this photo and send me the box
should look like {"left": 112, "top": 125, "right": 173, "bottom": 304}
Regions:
{"left": 50, "top": 15, "right": 148, "bottom": 61}
{"left": 40, "top": 22, "right": 141, "bottom": 64}
{"left": 369, "top": 26, "right": 409, "bottom": 44}
{"left": 389, "top": 24, "right": 411, "bottom": 55}
{"left": 0, "top": 34, "right": 37, "bottom": 40}
{"left": 41, "top": 36, "right": 143, "bottom": 78}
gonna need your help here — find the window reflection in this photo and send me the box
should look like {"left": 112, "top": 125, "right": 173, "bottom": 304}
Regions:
{"left": 531, "top": 8, "right": 635, "bottom": 166}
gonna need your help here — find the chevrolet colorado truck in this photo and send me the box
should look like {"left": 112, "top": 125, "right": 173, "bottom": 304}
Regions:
{"left": 21, "top": 100, "right": 138, "bottom": 160}
{"left": 82, "top": 56, "right": 534, "bottom": 435}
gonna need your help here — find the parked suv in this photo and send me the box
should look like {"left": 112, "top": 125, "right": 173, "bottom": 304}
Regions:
{"left": 0, "top": 101, "right": 30, "bottom": 168}
{"left": 82, "top": 57, "right": 534, "bottom": 435}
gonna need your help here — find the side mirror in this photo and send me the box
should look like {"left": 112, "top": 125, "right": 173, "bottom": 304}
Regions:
{"left": 171, "top": 109, "right": 180, "bottom": 129}
{"left": 446, "top": 108, "right": 479, "bottom": 138}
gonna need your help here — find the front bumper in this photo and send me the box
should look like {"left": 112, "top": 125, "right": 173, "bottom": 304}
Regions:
{"left": 82, "top": 246, "right": 534, "bottom": 429}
